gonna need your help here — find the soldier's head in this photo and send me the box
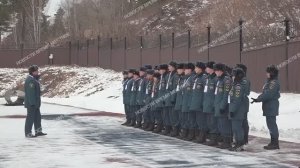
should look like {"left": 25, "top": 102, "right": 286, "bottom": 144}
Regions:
{"left": 133, "top": 70, "right": 140, "bottom": 79}
{"left": 236, "top": 64, "right": 247, "bottom": 76}
{"left": 28, "top": 65, "right": 39, "bottom": 76}
{"left": 205, "top": 61, "right": 215, "bottom": 74}
{"left": 154, "top": 65, "right": 159, "bottom": 73}
{"left": 153, "top": 72, "right": 161, "bottom": 82}
{"left": 139, "top": 67, "right": 147, "bottom": 77}
{"left": 266, "top": 65, "right": 279, "bottom": 79}
{"left": 122, "top": 70, "right": 128, "bottom": 79}
{"left": 146, "top": 69, "right": 155, "bottom": 80}
{"left": 176, "top": 63, "right": 184, "bottom": 75}
{"left": 214, "top": 63, "right": 226, "bottom": 77}
{"left": 168, "top": 61, "right": 177, "bottom": 72}
{"left": 159, "top": 64, "right": 168, "bottom": 75}
{"left": 128, "top": 69, "right": 135, "bottom": 78}
{"left": 232, "top": 68, "right": 245, "bottom": 82}
{"left": 195, "top": 62, "right": 206, "bottom": 74}
{"left": 225, "top": 65, "right": 233, "bottom": 76}
{"left": 144, "top": 64, "right": 152, "bottom": 70}
{"left": 184, "top": 63, "right": 195, "bottom": 75}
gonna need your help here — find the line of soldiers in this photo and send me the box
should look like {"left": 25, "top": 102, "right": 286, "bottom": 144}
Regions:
{"left": 122, "top": 62, "right": 280, "bottom": 151}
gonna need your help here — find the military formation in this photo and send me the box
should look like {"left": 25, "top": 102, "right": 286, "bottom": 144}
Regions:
{"left": 122, "top": 62, "right": 281, "bottom": 151}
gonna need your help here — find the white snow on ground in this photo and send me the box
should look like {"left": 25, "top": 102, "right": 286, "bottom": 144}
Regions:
{"left": 0, "top": 66, "right": 300, "bottom": 142}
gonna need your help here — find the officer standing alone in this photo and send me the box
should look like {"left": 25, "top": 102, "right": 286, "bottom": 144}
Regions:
{"left": 251, "top": 65, "right": 280, "bottom": 150}
{"left": 24, "top": 65, "right": 47, "bottom": 138}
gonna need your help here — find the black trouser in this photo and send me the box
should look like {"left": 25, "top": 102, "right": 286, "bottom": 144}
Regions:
{"left": 25, "top": 107, "right": 42, "bottom": 135}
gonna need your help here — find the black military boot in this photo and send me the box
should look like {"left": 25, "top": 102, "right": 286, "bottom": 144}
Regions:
{"left": 162, "top": 126, "right": 171, "bottom": 135}
{"left": 153, "top": 123, "right": 163, "bottom": 133}
{"left": 142, "top": 122, "right": 149, "bottom": 130}
{"left": 129, "top": 120, "right": 136, "bottom": 127}
{"left": 121, "top": 119, "right": 130, "bottom": 126}
{"left": 264, "top": 138, "right": 280, "bottom": 150}
{"left": 35, "top": 132, "right": 47, "bottom": 136}
{"left": 195, "top": 131, "right": 207, "bottom": 144}
{"left": 134, "top": 121, "right": 142, "bottom": 128}
{"left": 218, "top": 137, "right": 232, "bottom": 149}
{"left": 179, "top": 129, "right": 188, "bottom": 139}
{"left": 146, "top": 123, "right": 155, "bottom": 131}
{"left": 170, "top": 127, "right": 179, "bottom": 137}
{"left": 186, "top": 129, "right": 195, "bottom": 141}
{"left": 25, "top": 133, "right": 37, "bottom": 138}
{"left": 229, "top": 141, "right": 244, "bottom": 152}
{"left": 204, "top": 134, "right": 218, "bottom": 146}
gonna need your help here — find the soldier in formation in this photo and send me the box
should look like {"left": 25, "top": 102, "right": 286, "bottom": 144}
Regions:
{"left": 121, "top": 62, "right": 281, "bottom": 151}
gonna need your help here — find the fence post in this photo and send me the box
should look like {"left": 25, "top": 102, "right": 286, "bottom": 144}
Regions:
{"left": 20, "top": 43, "right": 24, "bottom": 67}
{"left": 68, "top": 41, "right": 72, "bottom": 65}
{"left": 284, "top": 18, "right": 290, "bottom": 91}
{"left": 171, "top": 32, "right": 174, "bottom": 61}
{"left": 140, "top": 36, "right": 143, "bottom": 66}
{"left": 207, "top": 25, "right": 211, "bottom": 62}
{"left": 97, "top": 36, "right": 100, "bottom": 66}
{"left": 188, "top": 30, "right": 191, "bottom": 62}
{"left": 110, "top": 37, "right": 113, "bottom": 69}
{"left": 159, "top": 34, "right": 162, "bottom": 64}
{"left": 87, "top": 39, "right": 89, "bottom": 66}
{"left": 77, "top": 40, "right": 80, "bottom": 65}
{"left": 124, "top": 37, "right": 127, "bottom": 69}
{"left": 239, "top": 18, "right": 244, "bottom": 63}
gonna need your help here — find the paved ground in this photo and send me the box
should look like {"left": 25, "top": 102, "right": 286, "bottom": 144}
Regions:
{"left": 1, "top": 110, "right": 298, "bottom": 168}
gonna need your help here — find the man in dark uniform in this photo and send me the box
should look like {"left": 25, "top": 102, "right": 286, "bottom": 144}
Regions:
{"left": 229, "top": 68, "right": 247, "bottom": 151}
{"left": 24, "top": 65, "right": 47, "bottom": 138}
{"left": 162, "top": 61, "right": 177, "bottom": 135}
{"left": 189, "top": 62, "right": 207, "bottom": 142}
{"left": 135, "top": 67, "right": 147, "bottom": 128}
{"left": 153, "top": 64, "right": 168, "bottom": 133}
{"left": 214, "top": 63, "right": 232, "bottom": 149}
{"left": 180, "top": 63, "right": 195, "bottom": 140}
{"left": 128, "top": 70, "right": 141, "bottom": 127}
{"left": 152, "top": 72, "right": 163, "bottom": 133}
{"left": 236, "top": 64, "right": 251, "bottom": 145}
{"left": 203, "top": 61, "right": 218, "bottom": 146}
{"left": 251, "top": 65, "right": 280, "bottom": 150}
{"left": 142, "top": 69, "right": 155, "bottom": 130}
{"left": 123, "top": 69, "right": 135, "bottom": 126}
{"left": 122, "top": 70, "right": 130, "bottom": 125}
{"left": 170, "top": 63, "right": 185, "bottom": 137}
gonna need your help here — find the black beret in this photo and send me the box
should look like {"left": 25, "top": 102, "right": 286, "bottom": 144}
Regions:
{"left": 133, "top": 70, "right": 140, "bottom": 76}
{"left": 140, "top": 67, "right": 147, "bottom": 72}
{"left": 159, "top": 64, "right": 168, "bottom": 70}
{"left": 206, "top": 61, "right": 215, "bottom": 69}
{"left": 177, "top": 63, "right": 184, "bottom": 69}
{"left": 146, "top": 69, "right": 155, "bottom": 75}
{"left": 214, "top": 63, "right": 226, "bottom": 71}
{"left": 169, "top": 61, "right": 177, "bottom": 68}
{"left": 183, "top": 63, "right": 195, "bottom": 70}
{"left": 144, "top": 64, "right": 152, "bottom": 70}
{"left": 195, "top": 62, "right": 206, "bottom": 70}
{"left": 128, "top": 69, "right": 135, "bottom": 74}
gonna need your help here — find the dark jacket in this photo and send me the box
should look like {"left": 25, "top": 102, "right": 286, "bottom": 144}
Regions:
{"left": 214, "top": 74, "right": 232, "bottom": 117}
{"left": 157, "top": 73, "right": 168, "bottom": 108}
{"left": 229, "top": 81, "right": 247, "bottom": 120}
{"left": 181, "top": 73, "right": 196, "bottom": 113}
{"left": 129, "top": 78, "right": 141, "bottom": 106}
{"left": 124, "top": 78, "right": 133, "bottom": 105}
{"left": 174, "top": 74, "right": 184, "bottom": 111}
{"left": 164, "top": 71, "right": 177, "bottom": 107}
{"left": 257, "top": 78, "right": 280, "bottom": 116}
{"left": 136, "top": 76, "right": 147, "bottom": 106}
{"left": 189, "top": 72, "right": 207, "bottom": 112}
{"left": 24, "top": 75, "right": 41, "bottom": 108}
{"left": 203, "top": 73, "right": 217, "bottom": 113}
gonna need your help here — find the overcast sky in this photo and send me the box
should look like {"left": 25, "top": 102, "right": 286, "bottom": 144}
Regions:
{"left": 45, "top": 0, "right": 62, "bottom": 17}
